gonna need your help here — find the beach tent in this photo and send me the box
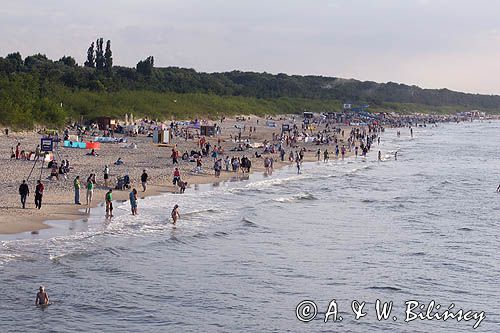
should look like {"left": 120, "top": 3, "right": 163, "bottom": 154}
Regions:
{"left": 153, "top": 129, "right": 170, "bottom": 144}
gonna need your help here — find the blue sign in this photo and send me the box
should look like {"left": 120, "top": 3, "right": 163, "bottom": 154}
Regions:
{"left": 40, "top": 138, "right": 53, "bottom": 152}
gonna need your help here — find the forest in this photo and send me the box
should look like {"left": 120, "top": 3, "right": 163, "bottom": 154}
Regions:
{"left": 1, "top": 39, "right": 499, "bottom": 129}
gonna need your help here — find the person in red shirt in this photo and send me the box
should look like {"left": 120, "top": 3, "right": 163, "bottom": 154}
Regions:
{"left": 173, "top": 168, "right": 181, "bottom": 186}
{"left": 35, "top": 180, "right": 44, "bottom": 209}
{"left": 171, "top": 148, "right": 179, "bottom": 165}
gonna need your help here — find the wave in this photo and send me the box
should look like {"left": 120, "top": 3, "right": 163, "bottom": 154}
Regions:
{"left": 367, "top": 286, "right": 402, "bottom": 292}
{"left": 241, "top": 218, "right": 259, "bottom": 228}
{"left": 273, "top": 192, "right": 318, "bottom": 203}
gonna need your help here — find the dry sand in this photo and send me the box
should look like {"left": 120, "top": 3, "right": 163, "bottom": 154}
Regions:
{"left": 0, "top": 116, "right": 354, "bottom": 235}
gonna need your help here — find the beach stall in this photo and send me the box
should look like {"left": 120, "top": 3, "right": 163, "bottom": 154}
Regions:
{"left": 200, "top": 125, "right": 216, "bottom": 136}
{"left": 266, "top": 120, "right": 276, "bottom": 127}
{"left": 153, "top": 129, "right": 170, "bottom": 144}
{"left": 94, "top": 116, "right": 117, "bottom": 130}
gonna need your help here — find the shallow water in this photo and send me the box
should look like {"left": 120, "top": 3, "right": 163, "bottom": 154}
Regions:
{"left": 1, "top": 121, "right": 499, "bottom": 332}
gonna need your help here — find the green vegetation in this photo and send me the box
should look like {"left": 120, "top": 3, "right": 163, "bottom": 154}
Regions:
{"left": 1, "top": 40, "right": 500, "bottom": 129}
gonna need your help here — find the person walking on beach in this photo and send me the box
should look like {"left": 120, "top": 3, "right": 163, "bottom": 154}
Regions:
{"left": 74, "top": 176, "right": 81, "bottom": 205}
{"left": 34, "top": 180, "right": 44, "bottom": 209}
{"left": 15, "top": 143, "right": 20, "bottom": 160}
{"left": 141, "top": 169, "right": 148, "bottom": 192}
{"left": 35, "top": 286, "right": 49, "bottom": 306}
{"left": 129, "top": 188, "right": 138, "bottom": 215}
{"left": 19, "top": 180, "right": 29, "bottom": 209}
{"left": 323, "top": 149, "right": 329, "bottom": 162}
{"left": 171, "top": 148, "right": 179, "bottom": 165}
{"left": 86, "top": 175, "right": 94, "bottom": 206}
{"left": 171, "top": 204, "right": 180, "bottom": 224}
{"left": 103, "top": 165, "right": 110, "bottom": 187}
{"left": 173, "top": 168, "right": 181, "bottom": 186}
{"left": 105, "top": 189, "right": 113, "bottom": 217}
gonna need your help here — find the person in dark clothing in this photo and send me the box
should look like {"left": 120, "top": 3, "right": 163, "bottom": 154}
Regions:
{"left": 19, "top": 180, "right": 29, "bottom": 209}
{"left": 35, "top": 180, "right": 44, "bottom": 209}
{"left": 141, "top": 169, "right": 148, "bottom": 192}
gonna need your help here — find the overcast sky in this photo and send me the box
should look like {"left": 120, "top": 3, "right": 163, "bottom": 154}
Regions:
{"left": 2, "top": 0, "right": 500, "bottom": 94}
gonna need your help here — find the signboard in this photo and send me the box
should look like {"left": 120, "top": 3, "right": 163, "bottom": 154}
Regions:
{"left": 281, "top": 124, "right": 290, "bottom": 132}
{"left": 40, "top": 138, "right": 53, "bottom": 152}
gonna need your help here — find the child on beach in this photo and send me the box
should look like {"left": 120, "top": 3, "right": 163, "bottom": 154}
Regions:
{"left": 105, "top": 189, "right": 113, "bottom": 217}
{"left": 129, "top": 188, "right": 138, "bottom": 215}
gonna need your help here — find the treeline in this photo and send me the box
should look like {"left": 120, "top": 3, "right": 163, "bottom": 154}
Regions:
{"left": 1, "top": 42, "right": 500, "bottom": 128}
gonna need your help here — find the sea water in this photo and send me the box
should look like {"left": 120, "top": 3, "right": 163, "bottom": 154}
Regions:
{"left": 0, "top": 121, "right": 499, "bottom": 332}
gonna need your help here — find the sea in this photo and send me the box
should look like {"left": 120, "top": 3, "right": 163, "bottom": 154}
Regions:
{"left": 0, "top": 121, "right": 499, "bottom": 333}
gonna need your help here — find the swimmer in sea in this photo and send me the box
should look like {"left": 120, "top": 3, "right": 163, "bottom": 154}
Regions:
{"left": 35, "top": 286, "right": 49, "bottom": 306}
{"left": 171, "top": 204, "right": 180, "bottom": 224}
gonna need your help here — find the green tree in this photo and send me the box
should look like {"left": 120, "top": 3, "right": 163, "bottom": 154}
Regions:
{"left": 58, "top": 55, "right": 77, "bottom": 67}
{"left": 104, "top": 40, "right": 113, "bottom": 76}
{"left": 84, "top": 42, "right": 95, "bottom": 68}
{"left": 5, "top": 52, "right": 24, "bottom": 72}
{"left": 136, "top": 56, "right": 154, "bottom": 76}
{"left": 95, "top": 38, "right": 104, "bottom": 70}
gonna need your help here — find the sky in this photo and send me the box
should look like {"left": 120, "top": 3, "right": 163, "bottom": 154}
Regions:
{"left": 2, "top": 0, "right": 500, "bottom": 95}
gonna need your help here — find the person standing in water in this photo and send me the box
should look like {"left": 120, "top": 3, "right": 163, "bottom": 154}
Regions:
{"left": 129, "top": 188, "right": 138, "bottom": 215}
{"left": 171, "top": 204, "right": 180, "bottom": 224}
{"left": 316, "top": 149, "right": 321, "bottom": 161}
{"left": 296, "top": 158, "right": 301, "bottom": 174}
{"left": 378, "top": 151, "right": 382, "bottom": 161}
{"left": 35, "top": 286, "right": 49, "bottom": 306}
{"left": 105, "top": 189, "right": 113, "bottom": 217}
{"left": 410, "top": 127, "right": 413, "bottom": 138}
{"left": 395, "top": 151, "right": 398, "bottom": 160}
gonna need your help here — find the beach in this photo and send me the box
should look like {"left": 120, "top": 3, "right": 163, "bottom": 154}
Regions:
{"left": 0, "top": 120, "right": 498, "bottom": 332}
{"left": 0, "top": 115, "right": 358, "bottom": 235}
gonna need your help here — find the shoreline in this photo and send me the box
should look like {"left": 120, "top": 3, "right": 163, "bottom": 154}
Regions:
{"left": 0, "top": 153, "right": 303, "bottom": 236}
{"left": 0, "top": 162, "right": 287, "bottom": 236}
{"left": 0, "top": 113, "right": 429, "bottom": 236}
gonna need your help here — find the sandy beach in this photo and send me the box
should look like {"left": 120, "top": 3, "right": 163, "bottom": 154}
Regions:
{"left": 0, "top": 115, "right": 361, "bottom": 235}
